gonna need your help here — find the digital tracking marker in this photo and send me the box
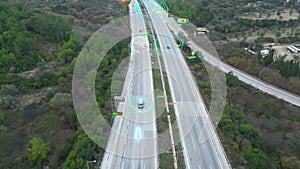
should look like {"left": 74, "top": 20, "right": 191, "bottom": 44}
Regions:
{"left": 112, "top": 111, "right": 123, "bottom": 116}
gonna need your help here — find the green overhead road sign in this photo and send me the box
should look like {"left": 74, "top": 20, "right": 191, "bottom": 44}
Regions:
{"left": 177, "top": 18, "right": 187, "bottom": 24}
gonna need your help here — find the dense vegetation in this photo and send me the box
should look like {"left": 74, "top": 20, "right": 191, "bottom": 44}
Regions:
{"left": 166, "top": 0, "right": 213, "bottom": 27}
{"left": 0, "top": 0, "right": 130, "bottom": 168}
{"left": 0, "top": 1, "right": 72, "bottom": 74}
{"left": 0, "top": 2, "right": 96, "bottom": 168}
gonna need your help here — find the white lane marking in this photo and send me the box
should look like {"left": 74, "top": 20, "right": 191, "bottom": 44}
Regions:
{"left": 144, "top": 163, "right": 146, "bottom": 169}
{"left": 121, "top": 161, "right": 124, "bottom": 169}
{"left": 191, "top": 136, "right": 196, "bottom": 149}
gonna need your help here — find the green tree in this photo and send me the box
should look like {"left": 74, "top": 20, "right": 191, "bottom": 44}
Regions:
{"left": 219, "top": 113, "right": 239, "bottom": 138}
{"left": 0, "top": 84, "right": 18, "bottom": 96}
{"left": 45, "top": 88, "right": 56, "bottom": 102}
{"left": 242, "top": 146, "right": 269, "bottom": 169}
{"left": 57, "top": 35, "right": 80, "bottom": 62}
{"left": 263, "top": 52, "right": 274, "bottom": 66}
{"left": 226, "top": 72, "right": 238, "bottom": 87}
{"left": 27, "top": 137, "right": 51, "bottom": 166}
{"left": 238, "top": 124, "right": 261, "bottom": 144}
{"left": 228, "top": 108, "right": 245, "bottom": 122}
{"left": 49, "top": 93, "right": 72, "bottom": 108}
{"left": 62, "top": 134, "right": 99, "bottom": 169}
{"left": 26, "top": 15, "right": 71, "bottom": 43}
{"left": 0, "top": 95, "right": 18, "bottom": 109}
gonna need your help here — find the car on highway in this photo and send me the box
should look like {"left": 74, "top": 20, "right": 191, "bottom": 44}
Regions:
{"left": 138, "top": 98, "right": 144, "bottom": 109}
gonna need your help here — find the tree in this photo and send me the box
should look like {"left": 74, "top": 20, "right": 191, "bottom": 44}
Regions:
{"left": 56, "top": 35, "right": 80, "bottom": 62}
{"left": 49, "top": 93, "right": 72, "bottom": 108}
{"left": 62, "top": 134, "right": 99, "bottom": 169}
{"left": 219, "top": 113, "right": 239, "bottom": 138}
{"left": 26, "top": 15, "right": 71, "bottom": 43}
{"left": 280, "top": 156, "right": 300, "bottom": 169}
{"left": 0, "top": 95, "right": 18, "bottom": 109}
{"left": 238, "top": 124, "right": 261, "bottom": 145}
{"left": 242, "top": 146, "right": 269, "bottom": 169}
{"left": 45, "top": 88, "right": 56, "bottom": 102}
{"left": 226, "top": 72, "right": 238, "bottom": 87}
{"left": 0, "top": 84, "right": 18, "bottom": 96}
{"left": 27, "top": 137, "right": 51, "bottom": 166}
{"left": 229, "top": 108, "right": 245, "bottom": 123}
{"left": 263, "top": 52, "right": 273, "bottom": 66}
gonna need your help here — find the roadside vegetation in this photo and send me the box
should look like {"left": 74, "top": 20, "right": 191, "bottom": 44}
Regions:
{"left": 218, "top": 42, "right": 300, "bottom": 95}
{"left": 166, "top": 0, "right": 300, "bottom": 94}
{"left": 184, "top": 51, "right": 300, "bottom": 169}
{"left": 167, "top": 2, "right": 300, "bottom": 167}
{"left": 0, "top": 1, "right": 128, "bottom": 168}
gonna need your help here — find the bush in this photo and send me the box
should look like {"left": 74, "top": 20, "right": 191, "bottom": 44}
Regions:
{"left": 0, "top": 84, "right": 18, "bottom": 96}
{"left": 49, "top": 93, "right": 72, "bottom": 108}
{"left": 255, "top": 37, "right": 275, "bottom": 44}
{"left": 45, "top": 88, "right": 56, "bottom": 102}
{"left": 280, "top": 156, "right": 300, "bottom": 169}
{"left": 277, "top": 36, "right": 300, "bottom": 44}
{"left": 0, "top": 95, "right": 19, "bottom": 110}
{"left": 242, "top": 146, "right": 269, "bottom": 169}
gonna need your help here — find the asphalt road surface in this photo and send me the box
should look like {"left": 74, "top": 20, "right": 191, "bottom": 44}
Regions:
{"left": 100, "top": 1, "right": 158, "bottom": 168}
{"left": 144, "top": 1, "right": 231, "bottom": 169}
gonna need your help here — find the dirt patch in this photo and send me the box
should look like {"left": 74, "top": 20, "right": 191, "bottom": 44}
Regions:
{"left": 272, "top": 45, "right": 300, "bottom": 61}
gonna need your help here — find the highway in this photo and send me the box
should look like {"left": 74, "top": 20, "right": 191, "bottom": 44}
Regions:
{"left": 100, "top": 0, "right": 158, "bottom": 168}
{"left": 144, "top": 1, "right": 231, "bottom": 169}
{"left": 162, "top": 6, "right": 300, "bottom": 108}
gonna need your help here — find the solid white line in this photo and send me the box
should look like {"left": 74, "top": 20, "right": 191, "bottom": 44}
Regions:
{"left": 121, "top": 161, "right": 124, "bottom": 169}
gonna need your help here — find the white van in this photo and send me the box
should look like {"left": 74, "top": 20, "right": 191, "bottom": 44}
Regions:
{"left": 138, "top": 98, "right": 144, "bottom": 109}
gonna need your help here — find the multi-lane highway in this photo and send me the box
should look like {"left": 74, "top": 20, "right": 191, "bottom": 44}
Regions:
{"left": 100, "top": 0, "right": 300, "bottom": 168}
{"left": 100, "top": 1, "right": 158, "bottom": 168}
{"left": 143, "top": 1, "right": 231, "bottom": 169}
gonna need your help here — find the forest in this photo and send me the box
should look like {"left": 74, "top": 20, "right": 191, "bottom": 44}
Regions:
{"left": 0, "top": 1, "right": 132, "bottom": 168}
{"left": 0, "top": 1, "right": 109, "bottom": 168}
